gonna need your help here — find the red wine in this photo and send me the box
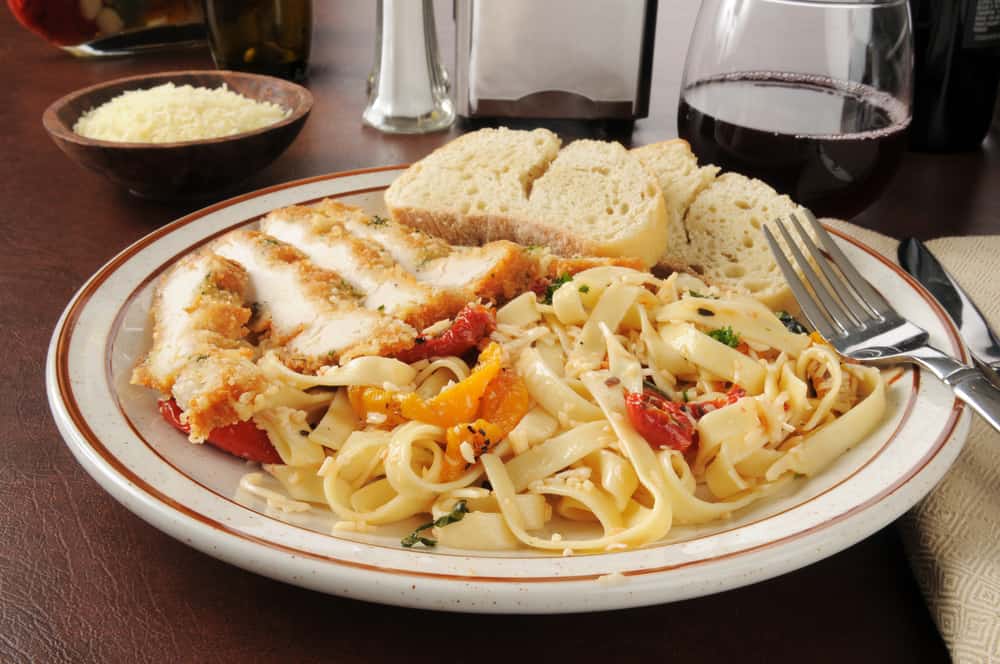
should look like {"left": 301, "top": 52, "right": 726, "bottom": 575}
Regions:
{"left": 678, "top": 72, "right": 910, "bottom": 219}
{"left": 909, "top": 0, "right": 1000, "bottom": 152}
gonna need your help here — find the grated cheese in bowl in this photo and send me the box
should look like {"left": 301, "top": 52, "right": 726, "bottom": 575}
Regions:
{"left": 73, "top": 82, "right": 291, "bottom": 144}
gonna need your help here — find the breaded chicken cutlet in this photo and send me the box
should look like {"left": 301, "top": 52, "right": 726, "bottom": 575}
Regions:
{"left": 130, "top": 253, "right": 268, "bottom": 442}
{"left": 131, "top": 199, "right": 647, "bottom": 444}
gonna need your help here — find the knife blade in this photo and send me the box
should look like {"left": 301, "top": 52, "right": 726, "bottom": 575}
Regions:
{"left": 898, "top": 237, "right": 1000, "bottom": 376}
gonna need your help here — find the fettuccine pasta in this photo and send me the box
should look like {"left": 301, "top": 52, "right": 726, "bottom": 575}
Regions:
{"left": 243, "top": 267, "right": 886, "bottom": 553}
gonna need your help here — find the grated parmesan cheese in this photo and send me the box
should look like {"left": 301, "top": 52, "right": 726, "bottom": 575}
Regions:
{"left": 73, "top": 82, "right": 290, "bottom": 143}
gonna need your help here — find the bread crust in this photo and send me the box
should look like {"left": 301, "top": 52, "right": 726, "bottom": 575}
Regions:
{"left": 385, "top": 129, "right": 669, "bottom": 268}
{"left": 389, "top": 206, "right": 592, "bottom": 258}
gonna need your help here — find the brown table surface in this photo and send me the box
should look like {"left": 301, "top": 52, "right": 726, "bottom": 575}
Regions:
{"left": 4, "top": 2, "right": 997, "bottom": 662}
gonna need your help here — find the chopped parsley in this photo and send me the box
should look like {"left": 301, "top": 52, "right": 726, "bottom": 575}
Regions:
{"left": 544, "top": 272, "right": 572, "bottom": 304}
{"left": 688, "top": 290, "right": 717, "bottom": 299}
{"left": 401, "top": 500, "right": 469, "bottom": 548}
{"left": 369, "top": 214, "right": 389, "bottom": 226}
{"left": 707, "top": 326, "right": 741, "bottom": 348}
{"left": 578, "top": 284, "right": 590, "bottom": 294}
{"left": 377, "top": 304, "right": 385, "bottom": 312}
{"left": 199, "top": 274, "right": 217, "bottom": 296}
{"left": 776, "top": 311, "right": 808, "bottom": 334}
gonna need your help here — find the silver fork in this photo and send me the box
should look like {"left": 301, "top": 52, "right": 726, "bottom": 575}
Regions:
{"left": 764, "top": 210, "right": 1000, "bottom": 433}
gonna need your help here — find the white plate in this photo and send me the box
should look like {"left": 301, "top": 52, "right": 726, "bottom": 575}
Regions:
{"left": 46, "top": 166, "right": 970, "bottom": 613}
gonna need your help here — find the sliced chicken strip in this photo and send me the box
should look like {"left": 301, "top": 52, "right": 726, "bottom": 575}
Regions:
{"left": 171, "top": 349, "right": 269, "bottom": 442}
{"left": 130, "top": 253, "right": 268, "bottom": 442}
{"left": 307, "top": 199, "right": 646, "bottom": 300}
{"left": 131, "top": 252, "right": 254, "bottom": 393}
{"left": 212, "top": 230, "right": 416, "bottom": 373}
{"left": 309, "top": 199, "right": 540, "bottom": 302}
{"left": 260, "top": 205, "right": 467, "bottom": 330}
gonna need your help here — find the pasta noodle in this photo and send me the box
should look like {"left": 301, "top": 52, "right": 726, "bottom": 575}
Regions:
{"left": 231, "top": 266, "right": 885, "bottom": 553}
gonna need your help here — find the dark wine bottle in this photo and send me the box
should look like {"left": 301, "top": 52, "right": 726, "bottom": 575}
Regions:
{"left": 909, "top": 0, "right": 1000, "bottom": 152}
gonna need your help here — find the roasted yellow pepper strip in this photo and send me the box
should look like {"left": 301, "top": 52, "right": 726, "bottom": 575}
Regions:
{"left": 479, "top": 368, "right": 531, "bottom": 439}
{"left": 399, "top": 342, "right": 503, "bottom": 427}
{"left": 439, "top": 368, "right": 531, "bottom": 482}
{"left": 347, "top": 343, "right": 529, "bottom": 482}
{"left": 347, "top": 385, "right": 406, "bottom": 428}
{"left": 441, "top": 419, "right": 503, "bottom": 482}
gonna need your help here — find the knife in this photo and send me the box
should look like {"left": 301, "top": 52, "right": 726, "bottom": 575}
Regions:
{"left": 898, "top": 237, "right": 1000, "bottom": 379}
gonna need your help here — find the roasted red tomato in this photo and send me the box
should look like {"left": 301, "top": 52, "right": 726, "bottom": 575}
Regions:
{"left": 685, "top": 386, "right": 747, "bottom": 420}
{"left": 624, "top": 389, "right": 696, "bottom": 452}
{"left": 158, "top": 399, "right": 282, "bottom": 464}
{"left": 394, "top": 304, "right": 496, "bottom": 363}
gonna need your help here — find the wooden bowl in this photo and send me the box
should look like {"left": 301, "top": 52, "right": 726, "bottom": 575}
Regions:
{"left": 43, "top": 70, "right": 313, "bottom": 200}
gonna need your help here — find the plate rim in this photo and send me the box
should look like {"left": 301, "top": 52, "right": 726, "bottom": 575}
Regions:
{"left": 46, "top": 166, "right": 971, "bottom": 611}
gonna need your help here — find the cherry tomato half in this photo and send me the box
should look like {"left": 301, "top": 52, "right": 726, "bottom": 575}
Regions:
{"left": 158, "top": 399, "right": 282, "bottom": 465}
{"left": 394, "top": 304, "right": 496, "bottom": 363}
{"left": 624, "top": 389, "right": 696, "bottom": 453}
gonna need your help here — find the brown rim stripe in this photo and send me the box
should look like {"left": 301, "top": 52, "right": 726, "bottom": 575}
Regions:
{"left": 55, "top": 168, "right": 967, "bottom": 584}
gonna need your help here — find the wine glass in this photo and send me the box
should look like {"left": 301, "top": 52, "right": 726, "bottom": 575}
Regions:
{"left": 678, "top": 0, "right": 913, "bottom": 220}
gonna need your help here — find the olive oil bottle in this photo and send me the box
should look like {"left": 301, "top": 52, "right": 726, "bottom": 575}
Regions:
{"left": 203, "top": 0, "right": 312, "bottom": 81}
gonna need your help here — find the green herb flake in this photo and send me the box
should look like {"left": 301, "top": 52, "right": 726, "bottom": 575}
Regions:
{"left": 688, "top": 290, "right": 717, "bottom": 299}
{"left": 776, "top": 311, "right": 808, "bottom": 334}
{"left": 377, "top": 304, "right": 385, "bottom": 312}
{"left": 370, "top": 214, "right": 389, "bottom": 226}
{"left": 544, "top": 273, "right": 572, "bottom": 304}
{"left": 400, "top": 500, "right": 469, "bottom": 548}
{"left": 578, "top": 284, "right": 590, "bottom": 294}
{"left": 642, "top": 379, "right": 671, "bottom": 400}
{"left": 707, "top": 326, "right": 741, "bottom": 348}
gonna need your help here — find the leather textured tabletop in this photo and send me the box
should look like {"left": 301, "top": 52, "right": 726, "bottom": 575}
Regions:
{"left": 3, "top": 2, "right": 997, "bottom": 662}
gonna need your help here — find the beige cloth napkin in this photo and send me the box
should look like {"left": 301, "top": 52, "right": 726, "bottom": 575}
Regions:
{"left": 826, "top": 220, "right": 1000, "bottom": 663}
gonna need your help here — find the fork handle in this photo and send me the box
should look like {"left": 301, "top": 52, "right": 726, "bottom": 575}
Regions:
{"left": 908, "top": 346, "right": 1000, "bottom": 433}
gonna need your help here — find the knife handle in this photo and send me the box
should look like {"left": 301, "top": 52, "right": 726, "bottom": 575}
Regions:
{"left": 907, "top": 346, "right": 1000, "bottom": 433}
{"left": 949, "top": 370, "right": 1000, "bottom": 433}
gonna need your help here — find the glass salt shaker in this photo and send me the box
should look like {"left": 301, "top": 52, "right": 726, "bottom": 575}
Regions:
{"left": 363, "top": 0, "right": 455, "bottom": 134}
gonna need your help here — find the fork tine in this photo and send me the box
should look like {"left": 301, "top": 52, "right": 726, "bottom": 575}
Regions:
{"left": 800, "top": 210, "right": 894, "bottom": 319}
{"left": 787, "top": 213, "right": 870, "bottom": 326}
{"left": 773, "top": 219, "right": 854, "bottom": 335}
{"left": 762, "top": 226, "right": 839, "bottom": 340}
